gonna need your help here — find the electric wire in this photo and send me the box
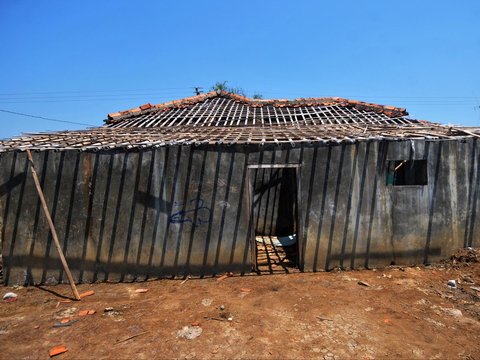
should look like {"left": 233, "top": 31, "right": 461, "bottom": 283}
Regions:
{"left": 0, "top": 85, "right": 477, "bottom": 129}
{"left": 0, "top": 109, "right": 95, "bottom": 127}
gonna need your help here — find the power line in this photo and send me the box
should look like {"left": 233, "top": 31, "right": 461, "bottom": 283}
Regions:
{"left": 0, "top": 109, "right": 95, "bottom": 127}
{"left": 0, "top": 90, "right": 193, "bottom": 100}
{"left": 0, "top": 86, "right": 477, "bottom": 100}
{"left": 0, "top": 86, "right": 477, "bottom": 112}
{"left": 0, "top": 96, "right": 192, "bottom": 104}
{"left": 0, "top": 96, "right": 476, "bottom": 106}
{"left": 0, "top": 93, "right": 192, "bottom": 100}
{"left": 0, "top": 93, "right": 195, "bottom": 104}
{"left": 1, "top": 86, "right": 478, "bottom": 104}
{"left": 0, "top": 87, "right": 193, "bottom": 96}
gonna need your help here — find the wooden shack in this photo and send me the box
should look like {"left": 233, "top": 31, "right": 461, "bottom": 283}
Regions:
{"left": 0, "top": 91, "right": 478, "bottom": 284}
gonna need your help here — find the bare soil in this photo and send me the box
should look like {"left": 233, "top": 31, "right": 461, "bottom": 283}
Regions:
{"left": 1, "top": 249, "right": 480, "bottom": 359}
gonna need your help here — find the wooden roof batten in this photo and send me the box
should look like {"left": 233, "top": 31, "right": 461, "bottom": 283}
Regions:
{"left": 0, "top": 124, "right": 478, "bottom": 153}
{"left": 104, "top": 91, "right": 409, "bottom": 127}
{"left": 1, "top": 92, "right": 479, "bottom": 152}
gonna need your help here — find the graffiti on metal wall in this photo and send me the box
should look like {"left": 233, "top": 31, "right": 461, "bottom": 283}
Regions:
{"left": 169, "top": 198, "right": 212, "bottom": 226}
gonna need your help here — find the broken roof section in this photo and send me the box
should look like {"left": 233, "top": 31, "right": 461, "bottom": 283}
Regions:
{"left": 105, "top": 91, "right": 409, "bottom": 127}
{"left": 0, "top": 92, "right": 478, "bottom": 152}
{"left": 0, "top": 124, "right": 476, "bottom": 152}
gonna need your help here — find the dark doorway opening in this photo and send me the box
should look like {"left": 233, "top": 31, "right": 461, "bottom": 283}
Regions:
{"left": 248, "top": 165, "right": 301, "bottom": 274}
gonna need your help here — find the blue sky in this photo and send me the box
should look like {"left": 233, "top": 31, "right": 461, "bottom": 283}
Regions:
{"left": 1, "top": 0, "right": 479, "bottom": 138}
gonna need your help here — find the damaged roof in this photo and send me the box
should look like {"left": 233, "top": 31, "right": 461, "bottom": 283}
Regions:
{"left": 105, "top": 91, "right": 408, "bottom": 127}
{"left": 0, "top": 124, "right": 476, "bottom": 152}
{"left": 0, "top": 92, "right": 478, "bottom": 152}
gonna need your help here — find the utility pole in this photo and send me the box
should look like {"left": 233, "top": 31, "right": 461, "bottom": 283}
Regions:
{"left": 193, "top": 87, "right": 203, "bottom": 96}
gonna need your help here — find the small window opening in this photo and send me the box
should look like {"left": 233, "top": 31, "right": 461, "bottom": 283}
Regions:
{"left": 387, "top": 160, "right": 428, "bottom": 186}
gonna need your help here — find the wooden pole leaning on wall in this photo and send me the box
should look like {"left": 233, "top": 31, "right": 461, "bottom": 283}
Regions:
{"left": 26, "top": 149, "right": 81, "bottom": 301}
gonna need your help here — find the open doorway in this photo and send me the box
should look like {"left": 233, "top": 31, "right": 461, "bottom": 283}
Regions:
{"left": 248, "top": 164, "right": 302, "bottom": 274}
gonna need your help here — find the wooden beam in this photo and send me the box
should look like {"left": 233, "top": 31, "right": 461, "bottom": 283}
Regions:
{"left": 247, "top": 164, "right": 302, "bottom": 169}
{"left": 454, "top": 128, "right": 480, "bottom": 139}
{"left": 26, "top": 149, "right": 81, "bottom": 301}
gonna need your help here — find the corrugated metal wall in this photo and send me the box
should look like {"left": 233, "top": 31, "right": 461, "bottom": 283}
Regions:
{"left": 299, "top": 139, "right": 480, "bottom": 270}
{"left": 0, "top": 138, "right": 478, "bottom": 284}
{"left": 0, "top": 147, "right": 252, "bottom": 284}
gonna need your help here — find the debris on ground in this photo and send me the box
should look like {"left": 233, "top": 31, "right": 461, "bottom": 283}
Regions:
{"left": 79, "top": 290, "right": 95, "bottom": 299}
{"left": 432, "top": 305, "right": 463, "bottom": 318}
{"left": 217, "top": 311, "right": 234, "bottom": 321}
{"left": 115, "top": 331, "right": 147, "bottom": 344}
{"left": 176, "top": 326, "right": 202, "bottom": 340}
{"left": 103, "top": 307, "right": 123, "bottom": 317}
{"left": 1, "top": 248, "right": 479, "bottom": 359}
{"left": 2, "top": 292, "right": 17, "bottom": 303}
{"left": 3, "top": 292, "right": 17, "bottom": 300}
{"left": 444, "top": 308, "right": 463, "bottom": 318}
{"left": 357, "top": 281, "right": 370, "bottom": 287}
{"left": 134, "top": 288, "right": 149, "bottom": 293}
{"left": 447, "top": 280, "right": 457, "bottom": 289}
{"left": 48, "top": 345, "right": 68, "bottom": 357}
{"left": 78, "top": 309, "right": 96, "bottom": 316}
{"left": 443, "top": 247, "right": 480, "bottom": 267}
{"left": 55, "top": 307, "right": 77, "bottom": 319}
{"left": 201, "top": 298, "right": 213, "bottom": 306}
{"left": 53, "top": 319, "right": 77, "bottom": 328}
{"left": 217, "top": 272, "right": 233, "bottom": 281}
{"left": 203, "top": 315, "right": 228, "bottom": 322}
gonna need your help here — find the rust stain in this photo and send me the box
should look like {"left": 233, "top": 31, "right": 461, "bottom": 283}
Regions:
{"left": 82, "top": 153, "right": 95, "bottom": 244}
{"left": 83, "top": 153, "right": 93, "bottom": 205}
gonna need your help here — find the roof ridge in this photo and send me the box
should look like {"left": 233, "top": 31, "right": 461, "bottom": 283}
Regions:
{"left": 106, "top": 91, "right": 408, "bottom": 123}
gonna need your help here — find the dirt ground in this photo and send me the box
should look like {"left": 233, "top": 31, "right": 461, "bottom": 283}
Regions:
{"left": 1, "top": 249, "right": 480, "bottom": 360}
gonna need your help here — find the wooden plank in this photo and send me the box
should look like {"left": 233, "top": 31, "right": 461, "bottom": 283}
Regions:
{"left": 455, "top": 128, "right": 480, "bottom": 139}
{"left": 247, "top": 164, "right": 302, "bottom": 169}
{"left": 25, "top": 150, "right": 80, "bottom": 300}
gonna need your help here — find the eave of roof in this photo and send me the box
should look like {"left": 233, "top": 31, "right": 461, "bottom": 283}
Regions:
{"left": 105, "top": 91, "right": 408, "bottom": 124}
{"left": 1, "top": 123, "right": 477, "bottom": 153}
